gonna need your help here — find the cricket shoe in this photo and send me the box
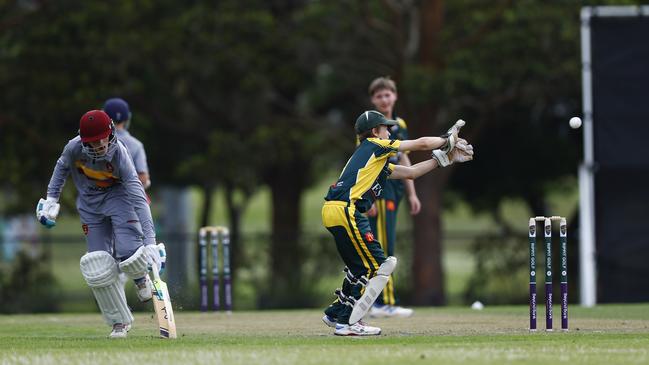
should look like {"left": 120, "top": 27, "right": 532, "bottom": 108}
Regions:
{"left": 109, "top": 323, "right": 128, "bottom": 339}
{"left": 134, "top": 275, "right": 152, "bottom": 302}
{"left": 334, "top": 321, "right": 381, "bottom": 336}
{"left": 368, "top": 304, "right": 414, "bottom": 318}
{"left": 322, "top": 315, "right": 337, "bottom": 328}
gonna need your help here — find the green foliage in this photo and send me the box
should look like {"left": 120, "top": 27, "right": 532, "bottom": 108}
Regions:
{"left": 2, "top": 0, "right": 647, "bottom": 307}
{"left": 463, "top": 232, "right": 529, "bottom": 305}
{"left": 1, "top": 0, "right": 644, "bottom": 207}
{"left": 0, "top": 250, "right": 61, "bottom": 313}
{"left": 429, "top": 0, "right": 645, "bottom": 212}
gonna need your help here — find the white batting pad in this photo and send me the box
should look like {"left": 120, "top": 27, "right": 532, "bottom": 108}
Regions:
{"left": 118, "top": 245, "right": 149, "bottom": 279}
{"left": 80, "top": 251, "right": 133, "bottom": 326}
{"left": 349, "top": 256, "right": 397, "bottom": 324}
{"left": 376, "top": 256, "right": 397, "bottom": 276}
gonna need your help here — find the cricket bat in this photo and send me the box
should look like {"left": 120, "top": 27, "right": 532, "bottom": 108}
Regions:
{"left": 151, "top": 262, "right": 177, "bottom": 339}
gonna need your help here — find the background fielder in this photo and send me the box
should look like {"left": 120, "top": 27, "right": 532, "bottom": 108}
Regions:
{"left": 365, "top": 77, "right": 420, "bottom": 318}
{"left": 103, "top": 97, "right": 151, "bottom": 190}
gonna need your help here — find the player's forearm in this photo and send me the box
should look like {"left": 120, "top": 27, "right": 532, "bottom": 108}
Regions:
{"left": 399, "top": 153, "right": 418, "bottom": 196}
{"left": 409, "top": 159, "right": 439, "bottom": 179}
{"left": 403, "top": 175, "right": 417, "bottom": 195}
{"left": 399, "top": 136, "right": 447, "bottom": 152}
{"left": 138, "top": 173, "right": 151, "bottom": 189}
{"left": 399, "top": 152, "right": 412, "bottom": 167}
{"left": 121, "top": 160, "right": 156, "bottom": 244}
{"left": 129, "top": 183, "right": 156, "bottom": 245}
{"left": 390, "top": 159, "right": 439, "bottom": 180}
{"left": 46, "top": 157, "right": 70, "bottom": 199}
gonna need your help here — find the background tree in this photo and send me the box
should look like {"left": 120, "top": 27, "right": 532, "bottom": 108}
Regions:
{"left": 2, "top": 0, "right": 634, "bottom": 308}
{"left": 305, "top": 0, "right": 588, "bottom": 304}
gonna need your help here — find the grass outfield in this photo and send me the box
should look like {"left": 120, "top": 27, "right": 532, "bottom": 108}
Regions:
{"left": 1, "top": 305, "right": 648, "bottom": 365}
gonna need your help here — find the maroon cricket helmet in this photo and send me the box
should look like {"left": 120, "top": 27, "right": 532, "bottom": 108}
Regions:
{"left": 79, "top": 110, "right": 114, "bottom": 143}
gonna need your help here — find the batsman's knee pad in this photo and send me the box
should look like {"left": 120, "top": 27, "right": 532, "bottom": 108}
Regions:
{"left": 118, "top": 245, "right": 149, "bottom": 280}
{"left": 80, "top": 251, "right": 133, "bottom": 326}
{"left": 349, "top": 256, "right": 397, "bottom": 324}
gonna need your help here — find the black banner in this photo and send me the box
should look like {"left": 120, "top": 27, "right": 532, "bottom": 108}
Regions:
{"left": 591, "top": 16, "right": 649, "bottom": 302}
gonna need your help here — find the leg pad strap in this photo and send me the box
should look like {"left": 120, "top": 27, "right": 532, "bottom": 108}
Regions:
{"left": 334, "top": 288, "right": 356, "bottom": 307}
{"left": 343, "top": 267, "right": 368, "bottom": 287}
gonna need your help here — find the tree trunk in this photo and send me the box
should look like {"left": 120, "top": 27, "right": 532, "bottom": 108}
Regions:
{"left": 266, "top": 166, "right": 305, "bottom": 308}
{"left": 407, "top": 0, "right": 447, "bottom": 306}
{"left": 419, "top": 0, "right": 444, "bottom": 68}
{"left": 224, "top": 181, "right": 251, "bottom": 285}
{"left": 199, "top": 183, "right": 214, "bottom": 230}
{"left": 412, "top": 174, "right": 446, "bottom": 305}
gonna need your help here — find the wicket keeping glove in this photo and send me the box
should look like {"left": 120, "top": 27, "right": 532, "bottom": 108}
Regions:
{"left": 432, "top": 138, "right": 474, "bottom": 167}
{"left": 440, "top": 119, "right": 466, "bottom": 153}
{"left": 36, "top": 197, "right": 60, "bottom": 228}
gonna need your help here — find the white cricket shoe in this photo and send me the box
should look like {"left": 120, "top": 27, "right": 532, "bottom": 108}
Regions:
{"left": 334, "top": 321, "right": 381, "bottom": 336}
{"left": 369, "top": 304, "right": 414, "bottom": 318}
{"left": 134, "top": 275, "right": 152, "bottom": 302}
{"left": 109, "top": 323, "right": 128, "bottom": 339}
{"left": 322, "top": 315, "right": 337, "bottom": 328}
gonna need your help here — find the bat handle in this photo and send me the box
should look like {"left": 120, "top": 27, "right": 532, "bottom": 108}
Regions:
{"left": 150, "top": 262, "right": 161, "bottom": 281}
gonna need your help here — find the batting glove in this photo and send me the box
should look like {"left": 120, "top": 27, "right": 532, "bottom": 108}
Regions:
{"left": 145, "top": 243, "right": 167, "bottom": 275}
{"left": 157, "top": 243, "right": 167, "bottom": 275}
{"left": 36, "top": 197, "right": 60, "bottom": 228}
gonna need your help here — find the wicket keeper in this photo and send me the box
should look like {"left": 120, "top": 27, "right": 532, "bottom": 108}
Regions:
{"left": 321, "top": 110, "right": 473, "bottom": 336}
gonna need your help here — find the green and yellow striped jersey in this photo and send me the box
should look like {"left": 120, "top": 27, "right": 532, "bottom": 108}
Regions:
{"left": 325, "top": 138, "right": 401, "bottom": 213}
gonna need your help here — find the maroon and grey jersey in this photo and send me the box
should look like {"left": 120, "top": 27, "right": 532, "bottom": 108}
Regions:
{"left": 46, "top": 136, "right": 155, "bottom": 245}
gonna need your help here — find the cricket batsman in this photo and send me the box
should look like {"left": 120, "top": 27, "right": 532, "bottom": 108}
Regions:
{"left": 321, "top": 110, "right": 473, "bottom": 335}
{"left": 36, "top": 110, "right": 162, "bottom": 339}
